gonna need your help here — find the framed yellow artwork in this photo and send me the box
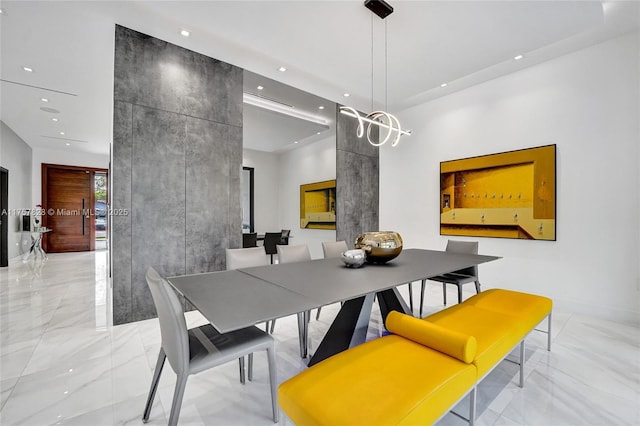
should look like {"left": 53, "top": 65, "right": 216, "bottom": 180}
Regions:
{"left": 300, "top": 180, "right": 336, "bottom": 230}
{"left": 440, "top": 145, "right": 556, "bottom": 240}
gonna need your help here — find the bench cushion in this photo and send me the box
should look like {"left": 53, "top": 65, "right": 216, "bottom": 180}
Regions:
{"left": 386, "top": 311, "right": 477, "bottom": 363}
{"left": 424, "top": 304, "right": 525, "bottom": 378}
{"left": 465, "top": 289, "right": 552, "bottom": 331}
{"left": 278, "top": 334, "right": 477, "bottom": 426}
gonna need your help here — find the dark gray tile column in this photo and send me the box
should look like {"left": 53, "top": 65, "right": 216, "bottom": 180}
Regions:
{"left": 112, "top": 101, "right": 133, "bottom": 325}
{"left": 336, "top": 107, "right": 380, "bottom": 248}
{"left": 112, "top": 25, "right": 243, "bottom": 324}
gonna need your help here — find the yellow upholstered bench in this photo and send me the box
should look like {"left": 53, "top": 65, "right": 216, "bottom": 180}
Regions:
{"left": 424, "top": 289, "right": 552, "bottom": 386}
{"left": 278, "top": 289, "right": 552, "bottom": 425}
{"left": 279, "top": 312, "right": 479, "bottom": 426}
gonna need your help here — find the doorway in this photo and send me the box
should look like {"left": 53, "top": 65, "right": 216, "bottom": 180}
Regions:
{"left": 1, "top": 167, "right": 8, "bottom": 267}
{"left": 241, "top": 167, "right": 254, "bottom": 233}
{"left": 42, "top": 164, "right": 108, "bottom": 253}
{"left": 94, "top": 171, "right": 108, "bottom": 250}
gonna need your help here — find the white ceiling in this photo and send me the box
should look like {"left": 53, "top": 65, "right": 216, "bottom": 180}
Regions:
{"left": 0, "top": 1, "right": 638, "bottom": 156}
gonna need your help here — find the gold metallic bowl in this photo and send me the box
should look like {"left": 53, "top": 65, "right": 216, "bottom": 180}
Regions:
{"left": 354, "top": 231, "right": 403, "bottom": 264}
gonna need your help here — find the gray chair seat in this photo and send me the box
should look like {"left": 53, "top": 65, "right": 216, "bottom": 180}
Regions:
{"left": 187, "top": 324, "right": 273, "bottom": 374}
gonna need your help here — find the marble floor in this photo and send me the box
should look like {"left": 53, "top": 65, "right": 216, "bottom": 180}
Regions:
{"left": 1, "top": 251, "right": 638, "bottom": 426}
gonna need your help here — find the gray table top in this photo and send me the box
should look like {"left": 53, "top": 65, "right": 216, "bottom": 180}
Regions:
{"left": 240, "top": 248, "right": 498, "bottom": 306}
{"left": 167, "top": 270, "right": 320, "bottom": 333}
{"left": 168, "top": 248, "right": 499, "bottom": 334}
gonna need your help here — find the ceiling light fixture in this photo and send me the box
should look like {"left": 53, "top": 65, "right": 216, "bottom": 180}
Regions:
{"left": 257, "top": 85, "right": 264, "bottom": 90}
{"left": 514, "top": 54, "right": 524, "bottom": 60}
{"left": 65, "top": 143, "right": 71, "bottom": 146}
{"left": 278, "top": 66, "right": 287, "bottom": 72}
{"left": 41, "top": 98, "right": 49, "bottom": 102}
{"left": 52, "top": 118, "right": 58, "bottom": 122}
{"left": 339, "top": 0, "right": 411, "bottom": 147}
{"left": 243, "top": 92, "right": 329, "bottom": 126}
{"left": 343, "top": 93, "right": 350, "bottom": 97}
{"left": 59, "top": 132, "right": 65, "bottom": 135}
{"left": 318, "top": 106, "right": 325, "bottom": 110}
{"left": 23, "top": 66, "right": 33, "bottom": 72}
{"left": 440, "top": 83, "right": 448, "bottom": 88}
{"left": 180, "top": 29, "right": 190, "bottom": 37}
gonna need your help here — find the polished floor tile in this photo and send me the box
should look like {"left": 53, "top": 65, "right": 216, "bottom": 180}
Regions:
{"left": 1, "top": 251, "right": 638, "bottom": 425}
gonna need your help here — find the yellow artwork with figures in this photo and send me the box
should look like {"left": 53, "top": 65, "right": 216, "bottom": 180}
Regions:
{"left": 300, "top": 180, "right": 336, "bottom": 229}
{"left": 440, "top": 145, "right": 556, "bottom": 240}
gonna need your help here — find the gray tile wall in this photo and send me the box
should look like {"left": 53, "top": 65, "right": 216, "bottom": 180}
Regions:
{"left": 112, "top": 26, "right": 243, "bottom": 324}
{"left": 336, "top": 107, "right": 380, "bottom": 248}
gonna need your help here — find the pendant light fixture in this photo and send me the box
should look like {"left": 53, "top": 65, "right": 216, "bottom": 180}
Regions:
{"left": 339, "top": 0, "right": 411, "bottom": 147}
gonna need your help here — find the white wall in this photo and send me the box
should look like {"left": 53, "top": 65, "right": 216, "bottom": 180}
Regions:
{"left": 278, "top": 137, "right": 336, "bottom": 259}
{"left": 380, "top": 33, "right": 639, "bottom": 322}
{"left": 32, "top": 147, "right": 110, "bottom": 205}
{"left": 1, "top": 121, "right": 33, "bottom": 260}
{"left": 243, "top": 148, "right": 280, "bottom": 233}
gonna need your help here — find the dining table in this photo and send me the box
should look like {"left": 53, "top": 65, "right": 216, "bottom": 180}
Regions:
{"left": 168, "top": 248, "right": 499, "bottom": 367}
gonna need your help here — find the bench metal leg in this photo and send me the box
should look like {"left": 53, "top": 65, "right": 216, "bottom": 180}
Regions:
{"left": 469, "top": 387, "right": 476, "bottom": 426}
{"left": 519, "top": 340, "right": 525, "bottom": 388}
{"left": 547, "top": 312, "right": 552, "bottom": 351}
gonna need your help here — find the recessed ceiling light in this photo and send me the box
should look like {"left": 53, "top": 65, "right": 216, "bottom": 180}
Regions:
{"left": 0, "top": 8, "right": 4, "bottom": 14}
{"left": 65, "top": 143, "right": 71, "bottom": 146}
{"left": 23, "top": 66, "right": 33, "bottom": 72}
{"left": 294, "top": 141, "right": 299, "bottom": 144}
{"left": 257, "top": 85, "right": 264, "bottom": 90}
{"left": 316, "top": 132, "right": 321, "bottom": 135}
{"left": 52, "top": 118, "right": 59, "bottom": 122}
{"left": 440, "top": 83, "right": 448, "bottom": 88}
{"left": 318, "top": 106, "right": 325, "bottom": 110}
{"left": 180, "top": 29, "right": 190, "bottom": 37}
{"left": 278, "top": 67, "right": 287, "bottom": 72}
{"left": 41, "top": 98, "right": 49, "bottom": 102}
{"left": 514, "top": 54, "right": 524, "bottom": 60}
{"left": 59, "top": 132, "right": 65, "bottom": 135}
{"left": 343, "top": 93, "right": 350, "bottom": 97}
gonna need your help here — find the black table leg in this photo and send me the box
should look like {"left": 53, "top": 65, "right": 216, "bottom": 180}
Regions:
{"left": 308, "top": 293, "right": 374, "bottom": 367}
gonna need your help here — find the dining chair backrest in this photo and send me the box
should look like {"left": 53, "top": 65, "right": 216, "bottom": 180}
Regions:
{"left": 322, "top": 240, "right": 348, "bottom": 259}
{"left": 263, "top": 233, "right": 281, "bottom": 256}
{"left": 242, "top": 232, "right": 258, "bottom": 248}
{"left": 280, "top": 229, "right": 291, "bottom": 245}
{"left": 146, "top": 267, "right": 189, "bottom": 377}
{"left": 446, "top": 240, "right": 479, "bottom": 277}
{"left": 226, "top": 246, "right": 268, "bottom": 270}
{"left": 277, "top": 244, "right": 311, "bottom": 264}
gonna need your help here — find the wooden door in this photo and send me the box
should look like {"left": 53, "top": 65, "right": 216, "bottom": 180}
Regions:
{"left": 43, "top": 165, "right": 94, "bottom": 252}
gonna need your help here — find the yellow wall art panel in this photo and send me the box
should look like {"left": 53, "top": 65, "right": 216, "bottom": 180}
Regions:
{"left": 440, "top": 145, "right": 556, "bottom": 240}
{"left": 300, "top": 180, "right": 336, "bottom": 230}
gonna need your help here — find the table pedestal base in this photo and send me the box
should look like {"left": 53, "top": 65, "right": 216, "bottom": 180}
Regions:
{"left": 307, "top": 287, "right": 411, "bottom": 367}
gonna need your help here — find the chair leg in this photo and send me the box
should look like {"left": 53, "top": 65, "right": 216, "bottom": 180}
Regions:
{"left": 443, "top": 283, "right": 447, "bottom": 305}
{"left": 474, "top": 280, "right": 481, "bottom": 294}
{"left": 248, "top": 353, "right": 253, "bottom": 381}
{"left": 167, "top": 373, "right": 188, "bottom": 426}
{"left": 143, "top": 348, "right": 166, "bottom": 423}
{"left": 239, "top": 357, "right": 246, "bottom": 385}
{"left": 419, "top": 279, "right": 426, "bottom": 318}
{"left": 316, "top": 306, "right": 322, "bottom": 320}
{"left": 270, "top": 319, "right": 276, "bottom": 334}
{"left": 407, "top": 282, "right": 414, "bottom": 312}
{"left": 457, "top": 285, "right": 463, "bottom": 304}
{"left": 266, "top": 345, "right": 279, "bottom": 423}
{"left": 297, "top": 311, "right": 309, "bottom": 358}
